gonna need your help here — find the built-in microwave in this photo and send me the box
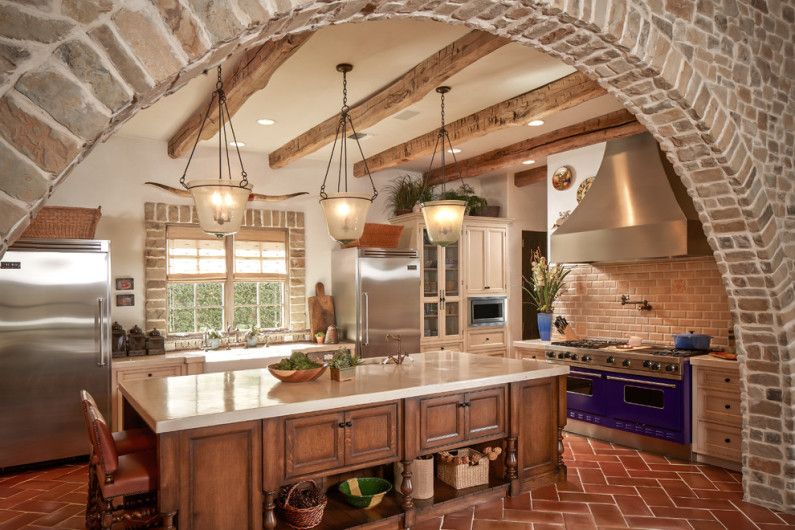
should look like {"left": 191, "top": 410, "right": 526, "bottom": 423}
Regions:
{"left": 469, "top": 297, "right": 506, "bottom": 327}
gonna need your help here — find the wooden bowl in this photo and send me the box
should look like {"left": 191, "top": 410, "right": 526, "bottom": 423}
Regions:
{"left": 267, "top": 364, "right": 327, "bottom": 383}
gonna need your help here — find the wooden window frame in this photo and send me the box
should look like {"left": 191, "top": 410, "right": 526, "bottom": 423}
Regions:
{"left": 165, "top": 225, "right": 290, "bottom": 336}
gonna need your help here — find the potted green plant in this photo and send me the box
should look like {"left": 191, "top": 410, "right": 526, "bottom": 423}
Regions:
{"left": 314, "top": 331, "right": 326, "bottom": 344}
{"left": 329, "top": 347, "right": 363, "bottom": 382}
{"left": 435, "top": 184, "right": 491, "bottom": 215}
{"left": 245, "top": 327, "right": 260, "bottom": 348}
{"left": 205, "top": 329, "right": 222, "bottom": 350}
{"left": 522, "top": 248, "right": 570, "bottom": 341}
{"left": 384, "top": 175, "right": 433, "bottom": 216}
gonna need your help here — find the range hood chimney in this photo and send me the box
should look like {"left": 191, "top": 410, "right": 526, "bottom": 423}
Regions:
{"left": 550, "top": 132, "right": 711, "bottom": 263}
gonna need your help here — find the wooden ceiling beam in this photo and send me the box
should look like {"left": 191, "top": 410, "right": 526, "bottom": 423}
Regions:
{"left": 353, "top": 70, "right": 606, "bottom": 177}
{"left": 514, "top": 165, "right": 547, "bottom": 187}
{"left": 423, "top": 109, "right": 644, "bottom": 185}
{"left": 267, "top": 30, "right": 510, "bottom": 169}
{"left": 168, "top": 32, "right": 311, "bottom": 159}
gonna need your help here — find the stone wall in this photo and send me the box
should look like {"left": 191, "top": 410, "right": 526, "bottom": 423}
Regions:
{"left": 143, "top": 202, "right": 307, "bottom": 334}
{"left": 0, "top": 0, "right": 792, "bottom": 512}
{"left": 556, "top": 257, "right": 733, "bottom": 348}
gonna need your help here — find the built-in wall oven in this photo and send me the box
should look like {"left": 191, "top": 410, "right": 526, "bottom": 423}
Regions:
{"left": 468, "top": 297, "right": 506, "bottom": 327}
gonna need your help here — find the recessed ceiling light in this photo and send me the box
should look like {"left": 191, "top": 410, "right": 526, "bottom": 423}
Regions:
{"left": 256, "top": 118, "right": 276, "bottom": 126}
{"left": 522, "top": 159, "right": 536, "bottom": 165}
{"left": 527, "top": 119, "right": 545, "bottom": 127}
{"left": 447, "top": 148, "right": 462, "bottom": 154}
{"left": 229, "top": 141, "right": 245, "bottom": 147}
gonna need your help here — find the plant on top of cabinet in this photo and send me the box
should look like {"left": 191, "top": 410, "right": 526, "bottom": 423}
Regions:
{"left": 522, "top": 248, "right": 571, "bottom": 341}
{"left": 330, "top": 347, "right": 363, "bottom": 382}
{"left": 436, "top": 183, "right": 488, "bottom": 215}
{"left": 384, "top": 174, "right": 432, "bottom": 216}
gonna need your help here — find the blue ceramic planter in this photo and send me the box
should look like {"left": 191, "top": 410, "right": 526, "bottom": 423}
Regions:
{"left": 537, "top": 312, "right": 553, "bottom": 341}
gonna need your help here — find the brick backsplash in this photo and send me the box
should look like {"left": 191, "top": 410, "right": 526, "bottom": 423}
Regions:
{"left": 555, "top": 257, "right": 732, "bottom": 349}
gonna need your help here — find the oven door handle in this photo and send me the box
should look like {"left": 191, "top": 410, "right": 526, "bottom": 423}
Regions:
{"left": 606, "top": 375, "right": 676, "bottom": 389}
{"left": 569, "top": 370, "right": 604, "bottom": 378}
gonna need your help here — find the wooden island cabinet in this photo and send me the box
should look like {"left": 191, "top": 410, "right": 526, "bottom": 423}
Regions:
{"left": 121, "top": 352, "right": 568, "bottom": 530}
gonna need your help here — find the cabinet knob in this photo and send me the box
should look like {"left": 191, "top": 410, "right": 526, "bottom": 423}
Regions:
{"left": 485, "top": 337, "right": 490, "bottom": 342}
{"left": 724, "top": 404, "right": 731, "bottom": 410}
{"left": 338, "top": 422, "right": 346, "bottom": 428}
{"left": 724, "top": 377, "right": 731, "bottom": 383}
{"left": 724, "top": 438, "right": 731, "bottom": 444}
{"left": 147, "top": 373, "right": 153, "bottom": 377}
{"left": 484, "top": 286, "right": 490, "bottom": 289}
{"left": 346, "top": 421, "right": 353, "bottom": 428}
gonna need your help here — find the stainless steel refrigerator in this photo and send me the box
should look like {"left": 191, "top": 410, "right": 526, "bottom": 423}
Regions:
{"left": 332, "top": 248, "right": 420, "bottom": 358}
{"left": 0, "top": 240, "right": 112, "bottom": 468}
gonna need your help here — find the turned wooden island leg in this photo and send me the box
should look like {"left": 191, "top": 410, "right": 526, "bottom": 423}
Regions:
{"left": 400, "top": 460, "right": 415, "bottom": 529}
{"left": 263, "top": 491, "right": 277, "bottom": 529}
{"left": 505, "top": 436, "right": 519, "bottom": 496}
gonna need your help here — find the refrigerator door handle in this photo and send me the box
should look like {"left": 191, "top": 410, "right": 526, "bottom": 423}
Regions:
{"left": 96, "top": 298, "right": 107, "bottom": 367}
{"left": 362, "top": 291, "right": 369, "bottom": 345}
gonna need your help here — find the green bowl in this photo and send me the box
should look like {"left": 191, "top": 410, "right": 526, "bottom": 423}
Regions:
{"left": 338, "top": 477, "right": 392, "bottom": 509}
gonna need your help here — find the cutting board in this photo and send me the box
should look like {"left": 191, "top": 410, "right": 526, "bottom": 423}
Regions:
{"left": 308, "top": 282, "right": 335, "bottom": 337}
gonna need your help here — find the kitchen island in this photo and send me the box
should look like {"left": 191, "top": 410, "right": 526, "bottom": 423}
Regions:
{"left": 120, "top": 351, "right": 568, "bottom": 530}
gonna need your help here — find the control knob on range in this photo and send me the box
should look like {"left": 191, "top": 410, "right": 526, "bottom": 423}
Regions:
{"left": 622, "top": 359, "right": 631, "bottom": 367}
{"left": 606, "top": 356, "right": 616, "bottom": 364}
{"left": 642, "top": 360, "right": 652, "bottom": 368}
{"left": 557, "top": 353, "right": 565, "bottom": 359}
{"left": 665, "top": 364, "right": 678, "bottom": 372}
{"left": 582, "top": 354, "right": 593, "bottom": 362}
{"left": 546, "top": 351, "right": 555, "bottom": 359}
{"left": 651, "top": 362, "right": 661, "bottom": 371}
{"left": 570, "top": 353, "right": 579, "bottom": 361}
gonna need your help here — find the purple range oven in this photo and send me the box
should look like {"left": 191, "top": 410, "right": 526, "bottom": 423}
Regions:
{"left": 545, "top": 340, "right": 702, "bottom": 445}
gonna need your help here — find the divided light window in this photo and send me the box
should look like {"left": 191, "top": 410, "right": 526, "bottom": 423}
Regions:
{"left": 166, "top": 225, "right": 288, "bottom": 334}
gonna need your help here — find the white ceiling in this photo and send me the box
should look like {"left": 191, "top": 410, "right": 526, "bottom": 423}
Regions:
{"left": 118, "top": 19, "right": 624, "bottom": 176}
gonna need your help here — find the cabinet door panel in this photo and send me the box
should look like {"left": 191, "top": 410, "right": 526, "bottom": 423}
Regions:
{"left": 465, "top": 228, "right": 487, "bottom": 294}
{"left": 513, "top": 378, "right": 559, "bottom": 481}
{"left": 466, "top": 386, "right": 506, "bottom": 440}
{"left": 419, "top": 394, "right": 466, "bottom": 450}
{"left": 345, "top": 403, "right": 399, "bottom": 465}
{"left": 285, "top": 412, "right": 345, "bottom": 478}
{"left": 486, "top": 228, "right": 507, "bottom": 292}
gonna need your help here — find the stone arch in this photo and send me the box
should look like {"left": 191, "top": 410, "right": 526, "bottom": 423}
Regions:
{"left": 0, "top": 0, "right": 792, "bottom": 512}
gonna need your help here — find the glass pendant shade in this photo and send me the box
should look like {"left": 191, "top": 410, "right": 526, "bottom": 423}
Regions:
{"left": 319, "top": 192, "right": 372, "bottom": 243}
{"left": 186, "top": 179, "right": 252, "bottom": 237}
{"left": 420, "top": 199, "right": 466, "bottom": 246}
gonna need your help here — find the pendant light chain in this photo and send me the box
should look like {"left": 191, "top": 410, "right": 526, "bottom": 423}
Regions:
{"left": 426, "top": 86, "right": 463, "bottom": 194}
{"left": 179, "top": 66, "right": 248, "bottom": 189}
{"left": 319, "top": 65, "right": 378, "bottom": 201}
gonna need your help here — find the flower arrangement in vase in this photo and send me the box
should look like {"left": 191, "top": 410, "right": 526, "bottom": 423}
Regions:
{"left": 522, "top": 248, "right": 570, "bottom": 341}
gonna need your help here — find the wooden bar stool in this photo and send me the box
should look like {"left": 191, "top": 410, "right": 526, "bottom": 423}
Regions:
{"left": 80, "top": 390, "right": 156, "bottom": 455}
{"left": 85, "top": 405, "right": 176, "bottom": 530}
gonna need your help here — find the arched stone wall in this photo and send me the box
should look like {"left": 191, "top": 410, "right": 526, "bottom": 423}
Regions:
{"left": 0, "top": 0, "right": 792, "bottom": 511}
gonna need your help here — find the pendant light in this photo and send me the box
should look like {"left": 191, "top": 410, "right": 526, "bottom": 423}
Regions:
{"left": 420, "top": 86, "right": 466, "bottom": 247}
{"left": 178, "top": 65, "right": 252, "bottom": 238}
{"left": 319, "top": 64, "right": 378, "bottom": 243}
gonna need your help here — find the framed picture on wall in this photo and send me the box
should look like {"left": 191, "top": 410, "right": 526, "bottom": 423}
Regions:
{"left": 115, "top": 277, "right": 134, "bottom": 290}
{"left": 116, "top": 294, "right": 135, "bottom": 307}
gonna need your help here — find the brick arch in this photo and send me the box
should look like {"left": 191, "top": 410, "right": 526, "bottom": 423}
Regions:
{"left": 0, "top": 0, "right": 792, "bottom": 512}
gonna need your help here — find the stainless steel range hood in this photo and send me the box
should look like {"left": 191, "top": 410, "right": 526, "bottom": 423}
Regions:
{"left": 551, "top": 132, "right": 711, "bottom": 263}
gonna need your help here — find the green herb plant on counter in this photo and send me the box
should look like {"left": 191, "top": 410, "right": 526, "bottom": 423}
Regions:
{"left": 330, "top": 348, "right": 364, "bottom": 370}
{"left": 272, "top": 351, "right": 323, "bottom": 371}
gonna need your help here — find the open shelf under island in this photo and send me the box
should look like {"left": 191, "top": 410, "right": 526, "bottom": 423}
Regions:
{"left": 120, "top": 351, "right": 569, "bottom": 530}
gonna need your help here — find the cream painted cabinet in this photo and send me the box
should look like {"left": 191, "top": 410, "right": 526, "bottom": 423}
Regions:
{"left": 420, "top": 226, "right": 463, "bottom": 343}
{"left": 691, "top": 358, "right": 741, "bottom": 470}
{"left": 464, "top": 225, "right": 507, "bottom": 295}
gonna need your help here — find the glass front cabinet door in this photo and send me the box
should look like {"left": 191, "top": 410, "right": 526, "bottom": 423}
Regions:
{"left": 421, "top": 226, "right": 462, "bottom": 341}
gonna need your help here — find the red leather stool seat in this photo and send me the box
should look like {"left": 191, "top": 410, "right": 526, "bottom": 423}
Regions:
{"left": 112, "top": 427, "right": 155, "bottom": 454}
{"left": 98, "top": 449, "right": 159, "bottom": 499}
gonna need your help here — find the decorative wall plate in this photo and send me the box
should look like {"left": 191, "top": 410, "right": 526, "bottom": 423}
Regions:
{"left": 576, "top": 176, "right": 595, "bottom": 203}
{"left": 551, "top": 166, "right": 573, "bottom": 190}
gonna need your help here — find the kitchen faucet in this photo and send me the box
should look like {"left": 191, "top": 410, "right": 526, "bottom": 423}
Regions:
{"left": 382, "top": 334, "right": 411, "bottom": 365}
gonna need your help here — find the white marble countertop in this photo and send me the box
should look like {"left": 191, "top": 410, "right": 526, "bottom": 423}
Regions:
{"left": 514, "top": 339, "right": 552, "bottom": 350}
{"left": 120, "top": 351, "right": 569, "bottom": 433}
{"left": 689, "top": 354, "right": 738, "bottom": 368}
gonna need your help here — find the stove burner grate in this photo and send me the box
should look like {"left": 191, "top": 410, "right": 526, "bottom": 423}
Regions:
{"left": 550, "top": 339, "right": 627, "bottom": 349}
{"left": 646, "top": 348, "right": 710, "bottom": 358}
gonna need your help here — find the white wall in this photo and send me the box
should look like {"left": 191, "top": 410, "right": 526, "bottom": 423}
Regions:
{"left": 49, "top": 135, "right": 405, "bottom": 328}
{"left": 545, "top": 142, "right": 606, "bottom": 253}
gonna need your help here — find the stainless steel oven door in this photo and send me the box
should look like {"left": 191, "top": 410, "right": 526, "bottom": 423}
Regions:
{"left": 605, "top": 374, "right": 684, "bottom": 432}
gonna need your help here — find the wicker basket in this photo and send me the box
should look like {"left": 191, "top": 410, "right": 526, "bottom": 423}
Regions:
{"left": 21, "top": 206, "right": 101, "bottom": 239}
{"left": 342, "top": 223, "right": 403, "bottom": 249}
{"left": 277, "top": 481, "right": 327, "bottom": 529}
{"left": 437, "top": 448, "right": 489, "bottom": 489}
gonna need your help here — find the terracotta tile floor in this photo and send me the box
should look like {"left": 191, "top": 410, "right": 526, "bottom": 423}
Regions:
{"left": 1, "top": 434, "right": 793, "bottom": 529}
